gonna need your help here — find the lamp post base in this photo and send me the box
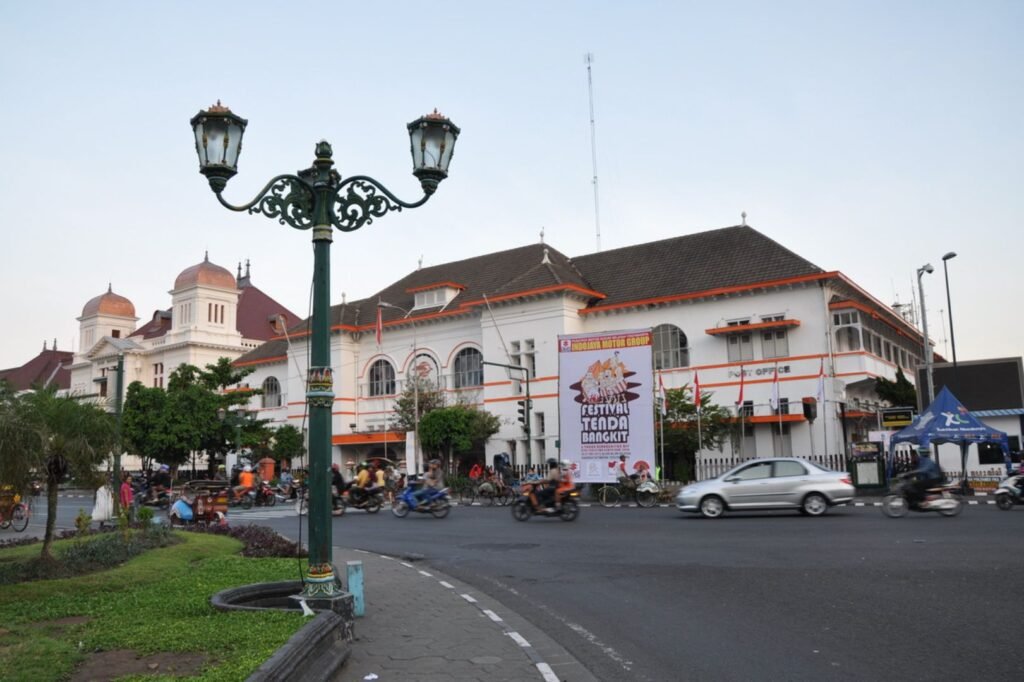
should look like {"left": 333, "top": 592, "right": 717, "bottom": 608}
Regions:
{"left": 301, "top": 562, "right": 342, "bottom": 599}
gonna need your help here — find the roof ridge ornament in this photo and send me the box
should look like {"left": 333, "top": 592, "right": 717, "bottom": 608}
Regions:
{"left": 542, "top": 247, "right": 551, "bottom": 265}
{"left": 741, "top": 211, "right": 747, "bottom": 226}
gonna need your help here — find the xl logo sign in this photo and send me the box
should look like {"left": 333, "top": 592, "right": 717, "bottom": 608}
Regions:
{"left": 941, "top": 411, "right": 968, "bottom": 427}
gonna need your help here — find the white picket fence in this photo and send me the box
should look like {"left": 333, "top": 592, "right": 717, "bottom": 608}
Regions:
{"left": 695, "top": 453, "right": 848, "bottom": 482}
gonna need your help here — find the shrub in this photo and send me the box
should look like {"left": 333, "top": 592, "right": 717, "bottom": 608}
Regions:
{"left": 0, "top": 526, "right": 176, "bottom": 585}
{"left": 74, "top": 509, "right": 93, "bottom": 535}
{"left": 136, "top": 506, "right": 154, "bottom": 526}
{"left": 186, "top": 524, "right": 306, "bottom": 558}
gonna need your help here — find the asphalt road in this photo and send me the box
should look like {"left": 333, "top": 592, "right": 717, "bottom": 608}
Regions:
{"left": 32, "top": 496, "right": 1020, "bottom": 680}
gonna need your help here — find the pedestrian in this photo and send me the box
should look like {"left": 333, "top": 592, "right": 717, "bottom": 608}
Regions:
{"left": 119, "top": 471, "right": 134, "bottom": 517}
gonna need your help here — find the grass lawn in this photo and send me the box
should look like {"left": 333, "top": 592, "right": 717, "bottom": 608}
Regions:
{"left": 0, "top": 532, "right": 307, "bottom": 681}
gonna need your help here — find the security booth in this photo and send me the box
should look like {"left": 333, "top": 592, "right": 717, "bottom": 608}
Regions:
{"left": 848, "top": 441, "right": 887, "bottom": 491}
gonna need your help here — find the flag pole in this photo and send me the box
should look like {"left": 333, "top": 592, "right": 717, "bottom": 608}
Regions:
{"left": 696, "top": 375, "right": 703, "bottom": 453}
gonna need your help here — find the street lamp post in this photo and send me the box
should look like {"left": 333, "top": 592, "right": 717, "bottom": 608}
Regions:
{"left": 218, "top": 407, "right": 257, "bottom": 462}
{"left": 192, "top": 102, "right": 459, "bottom": 601}
{"left": 916, "top": 263, "right": 936, "bottom": 409}
{"left": 941, "top": 252, "right": 959, "bottom": 389}
{"left": 378, "top": 302, "right": 420, "bottom": 476}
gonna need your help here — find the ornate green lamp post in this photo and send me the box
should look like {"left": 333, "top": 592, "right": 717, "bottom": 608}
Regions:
{"left": 191, "top": 101, "right": 459, "bottom": 599}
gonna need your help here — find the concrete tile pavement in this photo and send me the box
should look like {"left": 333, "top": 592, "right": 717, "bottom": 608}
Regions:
{"left": 333, "top": 547, "right": 597, "bottom": 682}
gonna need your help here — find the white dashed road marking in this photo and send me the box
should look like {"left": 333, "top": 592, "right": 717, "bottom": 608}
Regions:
{"left": 536, "top": 662, "right": 560, "bottom": 682}
{"left": 508, "top": 631, "right": 531, "bottom": 647}
{"left": 383, "top": 551, "right": 560, "bottom": 681}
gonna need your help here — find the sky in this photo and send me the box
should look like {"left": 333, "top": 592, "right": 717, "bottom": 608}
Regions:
{"left": 1, "top": 1, "right": 1021, "bottom": 370}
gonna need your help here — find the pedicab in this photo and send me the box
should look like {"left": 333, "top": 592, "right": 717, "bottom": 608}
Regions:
{"left": 168, "top": 480, "right": 230, "bottom": 528}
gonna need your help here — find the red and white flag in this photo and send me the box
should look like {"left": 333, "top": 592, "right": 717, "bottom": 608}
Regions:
{"left": 693, "top": 370, "right": 702, "bottom": 413}
{"left": 735, "top": 365, "right": 745, "bottom": 407}
{"left": 816, "top": 358, "right": 826, "bottom": 403}
{"left": 375, "top": 305, "right": 383, "bottom": 346}
{"left": 769, "top": 364, "right": 780, "bottom": 411}
{"left": 658, "top": 372, "right": 668, "bottom": 416}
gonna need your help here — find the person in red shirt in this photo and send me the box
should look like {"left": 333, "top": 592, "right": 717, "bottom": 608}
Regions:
{"left": 119, "top": 472, "right": 134, "bottom": 517}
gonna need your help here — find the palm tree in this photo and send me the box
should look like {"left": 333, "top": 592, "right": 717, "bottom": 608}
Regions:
{"left": 11, "top": 388, "right": 115, "bottom": 559}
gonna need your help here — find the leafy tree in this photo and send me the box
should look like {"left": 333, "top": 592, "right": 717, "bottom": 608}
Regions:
{"left": 271, "top": 424, "right": 306, "bottom": 466}
{"left": 162, "top": 364, "right": 222, "bottom": 469}
{"left": 418, "top": 405, "right": 501, "bottom": 467}
{"left": 874, "top": 367, "right": 917, "bottom": 408}
{"left": 0, "top": 382, "right": 39, "bottom": 495}
{"left": 659, "top": 385, "right": 735, "bottom": 482}
{"left": 5, "top": 388, "right": 115, "bottom": 559}
{"left": 122, "top": 381, "right": 168, "bottom": 472}
{"left": 389, "top": 379, "right": 445, "bottom": 432}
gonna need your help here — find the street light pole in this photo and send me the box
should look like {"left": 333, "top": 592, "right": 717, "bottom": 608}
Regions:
{"left": 378, "top": 301, "right": 420, "bottom": 475}
{"left": 941, "top": 252, "right": 959, "bottom": 390}
{"left": 192, "top": 103, "right": 459, "bottom": 601}
{"left": 916, "top": 263, "right": 936, "bottom": 408}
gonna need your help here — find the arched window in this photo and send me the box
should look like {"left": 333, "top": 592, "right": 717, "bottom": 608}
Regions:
{"left": 453, "top": 348, "right": 483, "bottom": 388}
{"left": 652, "top": 324, "right": 689, "bottom": 370}
{"left": 369, "top": 359, "right": 396, "bottom": 397}
{"left": 261, "top": 376, "right": 282, "bottom": 408}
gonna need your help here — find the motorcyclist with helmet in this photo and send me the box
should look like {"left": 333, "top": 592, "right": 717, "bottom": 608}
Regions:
{"left": 529, "top": 458, "right": 563, "bottom": 512}
{"left": 233, "top": 465, "right": 255, "bottom": 501}
{"left": 907, "top": 451, "right": 943, "bottom": 507}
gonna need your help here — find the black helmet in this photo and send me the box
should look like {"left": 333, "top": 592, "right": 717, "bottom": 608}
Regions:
{"left": 546, "top": 458, "right": 558, "bottom": 468}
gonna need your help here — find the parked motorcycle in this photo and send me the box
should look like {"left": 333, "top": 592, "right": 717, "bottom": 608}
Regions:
{"left": 881, "top": 476, "right": 963, "bottom": 517}
{"left": 392, "top": 485, "right": 451, "bottom": 518}
{"left": 994, "top": 473, "right": 1024, "bottom": 510}
{"left": 511, "top": 482, "right": 580, "bottom": 522}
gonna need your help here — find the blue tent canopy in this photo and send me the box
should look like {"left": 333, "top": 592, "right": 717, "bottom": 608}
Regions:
{"left": 891, "top": 386, "right": 1009, "bottom": 449}
{"left": 889, "top": 386, "right": 1011, "bottom": 474}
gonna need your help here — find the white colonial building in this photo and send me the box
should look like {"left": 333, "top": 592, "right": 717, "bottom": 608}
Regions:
{"left": 68, "top": 255, "right": 298, "bottom": 407}
{"left": 233, "top": 224, "right": 942, "bottom": 479}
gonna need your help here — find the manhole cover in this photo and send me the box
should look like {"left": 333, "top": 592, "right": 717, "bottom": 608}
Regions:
{"left": 460, "top": 542, "right": 540, "bottom": 551}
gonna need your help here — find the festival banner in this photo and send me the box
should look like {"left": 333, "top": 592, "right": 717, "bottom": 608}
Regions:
{"left": 557, "top": 329, "right": 654, "bottom": 483}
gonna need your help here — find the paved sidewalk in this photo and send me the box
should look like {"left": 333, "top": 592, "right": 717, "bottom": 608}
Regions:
{"left": 333, "top": 547, "right": 597, "bottom": 682}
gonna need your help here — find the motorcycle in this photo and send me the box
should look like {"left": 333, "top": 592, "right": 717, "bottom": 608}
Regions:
{"left": 881, "top": 476, "right": 963, "bottom": 518}
{"left": 136, "top": 480, "right": 172, "bottom": 509}
{"left": 228, "top": 481, "right": 276, "bottom": 510}
{"left": 340, "top": 485, "right": 384, "bottom": 514}
{"left": 994, "top": 473, "right": 1024, "bottom": 510}
{"left": 511, "top": 482, "right": 580, "bottom": 522}
{"left": 392, "top": 485, "right": 451, "bottom": 518}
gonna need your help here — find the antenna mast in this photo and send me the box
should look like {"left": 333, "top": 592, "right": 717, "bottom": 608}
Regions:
{"left": 585, "top": 52, "right": 602, "bottom": 252}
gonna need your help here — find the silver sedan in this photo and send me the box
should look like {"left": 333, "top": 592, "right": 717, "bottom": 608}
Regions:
{"left": 676, "top": 458, "right": 854, "bottom": 518}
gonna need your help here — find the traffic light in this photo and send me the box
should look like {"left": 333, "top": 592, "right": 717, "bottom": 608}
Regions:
{"left": 802, "top": 397, "right": 817, "bottom": 422}
{"left": 517, "top": 399, "right": 528, "bottom": 425}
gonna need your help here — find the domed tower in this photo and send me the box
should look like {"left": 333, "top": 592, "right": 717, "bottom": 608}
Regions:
{"left": 77, "top": 284, "right": 137, "bottom": 353}
{"left": 170, "top": 252, "right": 241, "bottom": 342}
